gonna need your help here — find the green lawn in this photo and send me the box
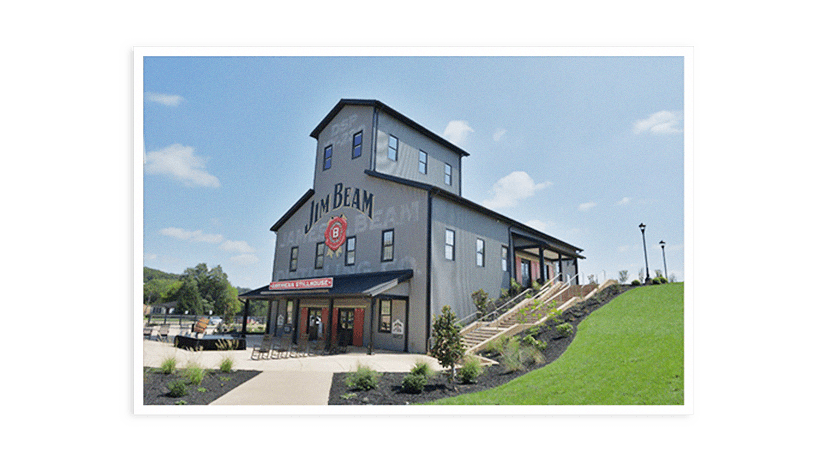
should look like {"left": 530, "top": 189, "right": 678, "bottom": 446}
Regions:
{"left": 431, "top": 283, "right": 684, "bottom": 405}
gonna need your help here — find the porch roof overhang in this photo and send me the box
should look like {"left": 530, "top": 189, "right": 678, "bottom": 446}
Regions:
{"left": 510, "top": 228, "right": 585, "bottom": 260}
{"left": 238, "top": 269, "right": 414, "bottom": 301}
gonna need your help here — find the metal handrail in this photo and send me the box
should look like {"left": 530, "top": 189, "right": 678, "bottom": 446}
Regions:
{"left": 457, "top": 287, "right": 533, "bottom": 329}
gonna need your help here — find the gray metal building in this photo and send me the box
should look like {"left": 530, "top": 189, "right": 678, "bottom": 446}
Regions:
{"left": 240, "top": 99, "right": 584, "bottom": 354}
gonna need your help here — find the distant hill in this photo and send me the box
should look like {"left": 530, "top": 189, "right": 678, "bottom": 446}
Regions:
{"left": 143, "top": 267, "right": 181, "bottom": 283}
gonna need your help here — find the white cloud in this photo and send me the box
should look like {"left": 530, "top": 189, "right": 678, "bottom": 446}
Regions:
{"left": 219, "top": 240, "right": 255, "bottom": 254}
{"left": 443, "top": 120, "right": 474, "bottom": 146}
{"left": 524, "top": 220, "right": 548, "bottom": 232}
{"left": 616, "top": 197, "right": 631, "bottom": 206}
{"left": 579, "top": 201, "right": 597, "bottom": 212}
{"left": 493, "top": 128, "right": 507, "bottom": 142}
{"left": 482, "top": 171, "right": 550, "bottom": 210}
{"left": 230, "top": 254, "right": 260, "bottom": 265}
{"left": 160, "top": 227, "right": 223, "bottom": 244}
{"left": 146, "top": 92, "right": 184, "bottom": 106}
{"left": 145, "top": 144, "right": 221, "bottom": 188}
{"left": 633, "top": 110, "right": 682, "bottom": 135}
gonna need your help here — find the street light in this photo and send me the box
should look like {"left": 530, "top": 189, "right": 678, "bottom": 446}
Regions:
{"left": 639, "top": 223, "right": 651, "bottom": 284}
{"left": 659, "top": 240, "right": 668, "bottom": 281}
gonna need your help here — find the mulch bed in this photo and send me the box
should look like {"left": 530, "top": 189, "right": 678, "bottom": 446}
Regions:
{"left": 143, "top": 368, "right": 261, "bottom": 405}
{"left": 328, "top": 284, "right": 628, "bottom": 405}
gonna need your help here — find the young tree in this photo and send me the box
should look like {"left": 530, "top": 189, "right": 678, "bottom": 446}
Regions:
{"left": 430, "top": 306, "right": 464, "bottom": 381}
{"left": 618, "top": 270, "right": 629, "bottom": 284}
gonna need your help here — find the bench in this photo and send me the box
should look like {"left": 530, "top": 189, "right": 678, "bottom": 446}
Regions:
{"left": 193, "top": 317, "right": 209, "bottom": 335}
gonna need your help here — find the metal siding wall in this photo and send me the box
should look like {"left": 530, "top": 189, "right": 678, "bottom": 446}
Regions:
{"left": 429, "top": 196, "right": 510, "bottom": 323}
{"left": 374, "top": 112, "right": 461, "bottom": 195}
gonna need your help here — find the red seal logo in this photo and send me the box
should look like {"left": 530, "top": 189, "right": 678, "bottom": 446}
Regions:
{"left": 324, "top": 216, "right": 347, "bottom": 252}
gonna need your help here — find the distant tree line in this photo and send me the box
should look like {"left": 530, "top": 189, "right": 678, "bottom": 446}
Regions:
{"left": 143, "top": 264, "right": 242, "bottom": 320}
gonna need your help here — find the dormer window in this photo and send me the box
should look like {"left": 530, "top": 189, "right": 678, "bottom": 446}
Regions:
{"left": 323, "top": 145, "right": 333, "bottom": 170}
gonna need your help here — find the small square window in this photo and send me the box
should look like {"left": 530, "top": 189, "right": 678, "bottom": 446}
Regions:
{"left": 388, "top": 135, "right": 398, "bottom": 161}
{"left": 444, "top": 163, "right": 452, "bottom": 185}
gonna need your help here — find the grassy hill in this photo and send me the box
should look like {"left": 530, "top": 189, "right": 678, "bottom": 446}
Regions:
{"left": 430, "top": 282, "right": 684, "bottom": 405}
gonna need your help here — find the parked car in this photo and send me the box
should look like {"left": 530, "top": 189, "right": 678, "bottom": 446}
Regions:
{"left": 209, "top": 316, "right": 223, "bottom": 325}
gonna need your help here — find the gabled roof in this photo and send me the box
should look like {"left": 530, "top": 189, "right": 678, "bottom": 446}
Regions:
{"left": 310, "top": 99, "right": 470, "bottom": 157}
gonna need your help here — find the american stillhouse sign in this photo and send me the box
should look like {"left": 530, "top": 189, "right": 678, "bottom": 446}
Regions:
{"left": 240, "top": 99, "right": 584, "bottom": 354}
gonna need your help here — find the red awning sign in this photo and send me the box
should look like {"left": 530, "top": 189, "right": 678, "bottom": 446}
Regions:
{"left": 269, "top": 277, "right": 334, "bottom": 291}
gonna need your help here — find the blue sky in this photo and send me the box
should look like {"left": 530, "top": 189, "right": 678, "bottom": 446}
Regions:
{"left": 142, "top": 53, "right": 685, "bottom": 289}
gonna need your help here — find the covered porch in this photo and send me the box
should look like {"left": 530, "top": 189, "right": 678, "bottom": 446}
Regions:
{"left": 510, "top": 227, "right": 585, "bottom": 287}
{"left": 237, "top": 269, "right": 413, "bottom": 355}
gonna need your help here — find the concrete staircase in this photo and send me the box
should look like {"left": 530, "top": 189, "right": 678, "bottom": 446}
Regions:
{"left": 460, "top": 279, "right": 617, "bottom": 354}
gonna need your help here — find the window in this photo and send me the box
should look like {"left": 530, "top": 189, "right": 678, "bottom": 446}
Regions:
{"left": 323, "top": 145, "right": 332, "bottom": 170}
{"left": 444, "top": 163, "right": 452, "bottom": 185}
{"left": 388, "top": 135, "right": 398, "bottom": 161}
{"left": 476, "top": 238, "right": 485, "bottom": 267}
{"left": 501, "top": 245, "right": 509, "bottom": 272}
{"left": 381, "top": 229, "right": 394, "bottom": 262}
{"left": 314, "top": 242, "right": 324, "bottom": 269}
{"left": 352, "top": 131, "right": 363, "bottom": 159}
{"left": 379, "top": 300, "right": 392, "bottom": 333}
{"left": 444, "top": 229, "right": 455, "bottom": 261}
{"left": 289, "top": 247, "right": 298, "bottom": 272}
{"left": 418, "top": 150, "right": 427, "bottom": 174}
{"left": 345, "top": 236, "right": 356, "bottom": 266}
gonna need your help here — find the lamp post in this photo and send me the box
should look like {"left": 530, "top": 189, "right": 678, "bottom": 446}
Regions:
{"left": 639, "top": 223, "right": 651, "bottom": 284}
{"left": 659, "top": 240, "right": 668, "bottom": 281}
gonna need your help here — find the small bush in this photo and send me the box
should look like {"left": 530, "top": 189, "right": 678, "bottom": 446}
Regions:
{"left": 184, "top": 364, "right": 206, "bottom": 385}
{"left": 410, "top": 361, "right": 435, "bottom": 379}
{"left": 522, "top": 334, "right": 548, "bottom": 351}
{"left": 631, "top": 279, "right": 641, "bottom": 286}
{"left": 159, "top": 356, "right": 177, "bottom": 374}
{"left": 457, "top": 356, "right": 484, "bottom": 384}
{"left": 556, "top": 322, "right": 575, "bottom": 338}
{"left": 483, "top": 335, "right": 509, "bottom": 357}
{"left": 501, "top": 338, "right": 546, "bottom": 372}
{"left": 345, "top": 364, "right": 381, "bottom": 391}
{"left": 218, "top": 356, "right": 234, "bottom": 373}
{"left": 402, "top": 373, "right": 427, "bottom": 393}
{"left": 167, "top": 380, "right": 187, "bottom": 398}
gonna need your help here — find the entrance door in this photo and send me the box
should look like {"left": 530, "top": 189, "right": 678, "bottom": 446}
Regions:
{"left": 307, "top": 308, "right": 322, "bottom": 341}
{"left": 337, "top": 309, "right": 354, "bottom": 347}
{"left": 521, "top": 259, "right": 531, "bottom": 287}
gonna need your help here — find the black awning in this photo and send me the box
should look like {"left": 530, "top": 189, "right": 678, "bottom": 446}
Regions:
{"left": 238, "top": 269, "right": 414, "bottom": 300}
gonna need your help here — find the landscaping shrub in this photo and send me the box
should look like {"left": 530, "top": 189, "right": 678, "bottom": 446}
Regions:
{"left": 184, "top": 364, "right": 206, "bottom": 385}
{"left": 167, "top": 380, "right": 187, "bottom": 398}
{"left": 483, "top": 335, "right": 509, "bottom": 357}
{"left": 431, "top": 306, "right": 464, "bottom": 381}
{"left": 410, "top": 361, "right": 435, "bottom": 379}
{"left": 218, "top": 356, "right": 234, "bottom": 373}
{"left": 631, "top": 279, "right": 641, "bottom": 286}
{"left": 500, "top": 338, "right": 545, "bottom": 372}
{"left": 556, "top": 322, "right": 575, "bottom": 338}
{"left": 522, "top": 334, "right": 548, "bottom": 351}
{"left": 159, "top": 356, "right": 177, "bottom": 374}
{"left": 401, "top": 373, "right": 427, "bottom": 393}
{"left": 345, "top": 364, "right": 381, "bottom": 391}
{"left": 457, "top": 356, "right": 484, "bottom": 384}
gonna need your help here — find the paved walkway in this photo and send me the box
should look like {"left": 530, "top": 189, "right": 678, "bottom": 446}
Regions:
{"left": 142, "top": 338, "right": 443, "bottom": 405}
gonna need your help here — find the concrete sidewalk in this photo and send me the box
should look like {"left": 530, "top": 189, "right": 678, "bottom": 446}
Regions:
{"left": 142, "top": 338, "right": 442, "bottom": 405}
